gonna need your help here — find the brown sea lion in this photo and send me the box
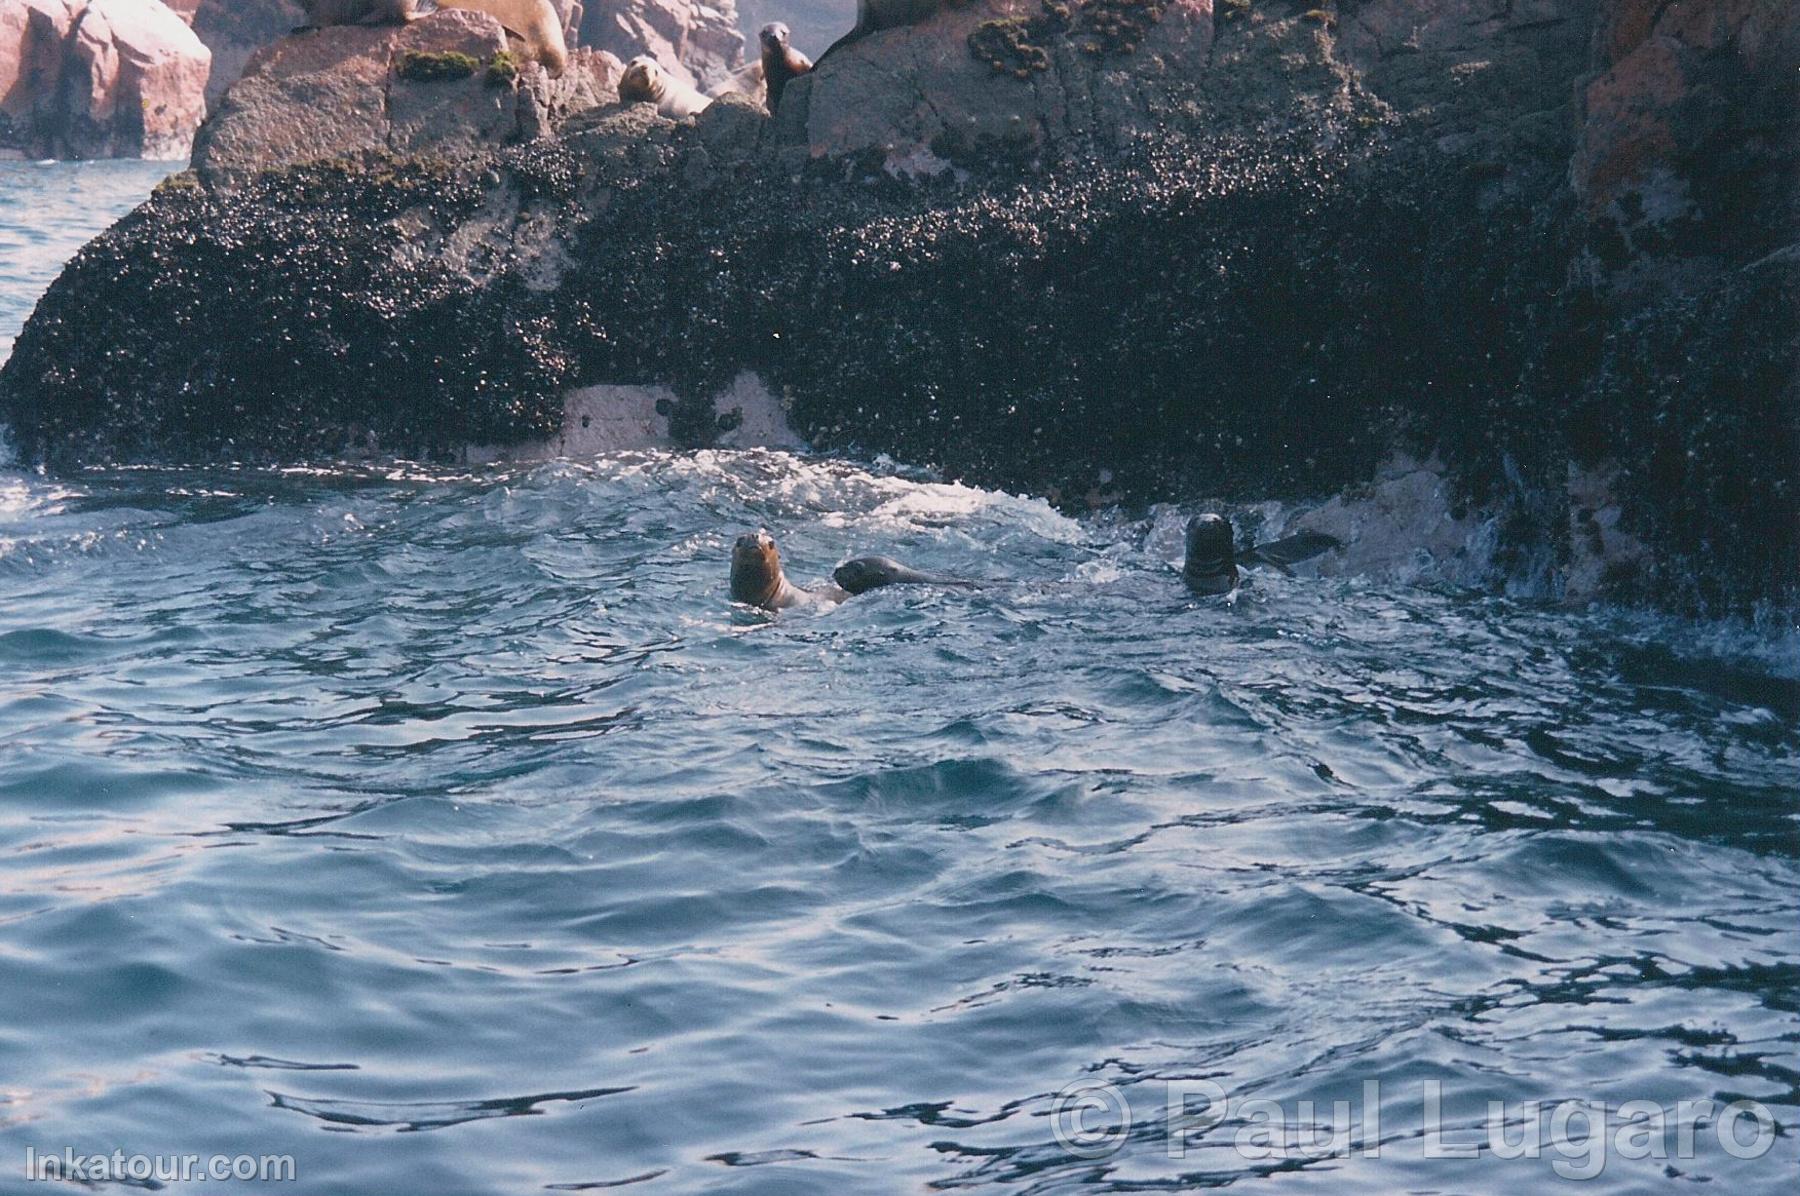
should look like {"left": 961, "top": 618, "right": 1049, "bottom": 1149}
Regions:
{"left": 759, "top": 23, "right": 812, "bottom": 114}
{"left": 1183, "top": 514, "right": 1341, "bottom": 595}
{"left": 817, "top": 0, "right": 945, "bottom": 64}
{"left": 731, "top": 531, "right": 831, "bottom": 610}
{"left": 296, "top": 0, "right": 421, "bottom": 28}
{"left": 618, "top": 55, "right": 712, "bottom": 119}
{"left": 436, "top": 0, "right": 569, "bottom": 76}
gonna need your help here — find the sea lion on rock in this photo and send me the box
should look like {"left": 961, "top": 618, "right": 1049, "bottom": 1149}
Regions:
{"left": 731, "top": 532, "right": 981, "bottom": 612}
{"left": 759, "top": 23, "right": 812, "bottom": 114}
{"left": 1183, "top": 514, "right": 1341, "bottom": 595}
{"left": 296, "top": 0, "right": 421, "bottom": 28}
{"left": 618, "top": 56, "right": 712, "bottom": 119}
{"left": 436, "top": 0, "right": 568, "bottom": 76}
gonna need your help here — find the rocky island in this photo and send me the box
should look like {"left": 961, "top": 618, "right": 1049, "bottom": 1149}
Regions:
{"left": 0, "top": 0, "right": 1795, "bottom": 615}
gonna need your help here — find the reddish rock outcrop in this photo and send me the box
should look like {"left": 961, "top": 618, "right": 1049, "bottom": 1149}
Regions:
{"left": 191, "top": 7, "right": 615, "bottom": 183}
{"left": 170, "top": 1, "right": 737, "bottom": 112}
{"left": 577, "top": 0, "right": 746, "bottom": 92}
{"left": 1, "top": 0, "right": 210, "bottom": 158}
{"left": 1573, "top": 0, "right": 1799, "bottom": 296}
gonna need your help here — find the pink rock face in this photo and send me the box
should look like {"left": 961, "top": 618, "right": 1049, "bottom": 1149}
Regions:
{"left": 64, "top": 0, "right": 212, "bottom": 158}
{"left": 191, "top": 8, "right": 614, "bottom": 182}
{"left": 172, "top": 2, "right": 735, "bottom": 108}
{"left": 187, "top": 1, "right": 300, "bottom": 108}
{"left": 0, "top": 0, "right": 209, "bottom": 158}
{"left": 578, "top": 0, "right": 745, "bottom": 92}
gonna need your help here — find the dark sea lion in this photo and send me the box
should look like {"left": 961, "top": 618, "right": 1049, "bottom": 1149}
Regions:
{"left": 296, "top": 0, "right": 421, "bottom": 28}
{"left": 759, "top": 23, "right": 813, "bottom": 114}
{"left": 832, "top": 555, "right": 982, "bottom": 596}
{"left": 817, "top": 0, "right": 945, "bottom": 65}
{"left": 1183, "top": 514, "right": 1340, "bottom": 595}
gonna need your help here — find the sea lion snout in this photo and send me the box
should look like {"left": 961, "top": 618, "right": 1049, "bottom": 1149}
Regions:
{"left": 760, "top": 22, "right": 789, "bottom": 48}
{"left": 733, "top": 530, "right": 774, "bottom": 555}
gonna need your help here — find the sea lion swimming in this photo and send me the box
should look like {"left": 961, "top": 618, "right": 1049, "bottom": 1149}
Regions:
{"left": 759, "top": 23, "right": 812, "bottom": 114}
{"left": 832, "top": 555, "right": 983, "bottom": 596}
{"left": 1183, "top": 514, "right": 1341, "bottom": 595}
{"left": 618, "top": 56, "right": 712, "bottom": 119}
{"left": 730, "top": 532, "right": 979, "bottom": 612}
{"left": 731, "top": 531, "right": 823, "bottom": 610}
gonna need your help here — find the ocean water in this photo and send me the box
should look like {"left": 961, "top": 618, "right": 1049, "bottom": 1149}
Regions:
{"left": 0, "top": 162, "right": 178, "bottom": 363}
{"left": 1, "top": 170, "right": 1798, "bottom": 1195}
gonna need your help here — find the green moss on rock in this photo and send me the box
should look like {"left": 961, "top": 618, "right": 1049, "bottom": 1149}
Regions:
{"left": 394, "top": 50, "right": 480, "bottom": 83}
{"left": 486, "top": 50, "right": 520, "bottom": 86}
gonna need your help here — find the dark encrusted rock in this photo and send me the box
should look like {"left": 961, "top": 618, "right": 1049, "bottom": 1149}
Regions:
{"left": 1, "top": 0, "right": 1795, "bottom": 616}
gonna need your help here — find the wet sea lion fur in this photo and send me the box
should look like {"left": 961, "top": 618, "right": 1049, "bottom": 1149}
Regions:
{"left": 1183, "top": 514, "right": 1341, "bottom": 595}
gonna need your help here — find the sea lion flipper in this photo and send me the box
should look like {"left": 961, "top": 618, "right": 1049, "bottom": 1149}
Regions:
{"left": 1243, "top": 532, "right": 1341, "bottom": 570}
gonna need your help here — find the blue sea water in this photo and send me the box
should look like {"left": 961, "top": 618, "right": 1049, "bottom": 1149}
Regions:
{"left": 1, "top": 165, "right": 1797, "bottom": 1195}
{"left": 0, "top": 161, "right": 178, "bottom": 363}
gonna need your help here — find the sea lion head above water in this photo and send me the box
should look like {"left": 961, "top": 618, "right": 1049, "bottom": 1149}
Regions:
{"left": 730, "top": 531, "right": 792, "bottom": 609}
{"left": 1183, "top": 514, "right": 1342, "bottom": 594}
{"left": 732, "top": 534, "right": 983, "bottom": 610}
{"left": 1183, "top": 514, "right": 1239, "bottom": 595}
